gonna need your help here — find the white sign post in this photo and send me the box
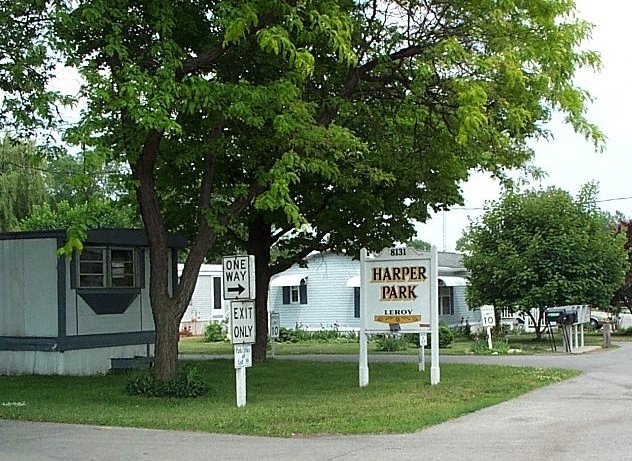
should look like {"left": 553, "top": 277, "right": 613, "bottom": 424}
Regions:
{"left": 229, "top": 298, "right": 256, "bottom": 408}
{"left": 418, "top": 332, "right": 427, "bottom": 372}
{"left": 359, "top": 246, "right": 439, "bottom": 386}
{"left": 223, "top": 255, "right": 256, "bottom": 300}
{"left": 269, "top": 312, "right": 280, "bottom": 358}
{"left": 480, "top": 305, "right": 496, "bottom": 350}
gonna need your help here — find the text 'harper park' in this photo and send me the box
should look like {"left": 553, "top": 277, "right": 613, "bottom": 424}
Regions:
{"left": 371, "top": 265, "right": 428, "bottom": 301}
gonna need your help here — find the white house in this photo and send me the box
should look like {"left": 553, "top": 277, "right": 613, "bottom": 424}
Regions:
{"left": 0, "top": 229, "right": 185, "bottom": 375}
{"left": 178, "top": 263, "right": 227, "bottom": 335}
{"left": 268, "top": 251, "right": 470, "bottom": 331}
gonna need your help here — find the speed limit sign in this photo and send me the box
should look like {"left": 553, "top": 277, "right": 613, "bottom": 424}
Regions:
{"left": 480, "top": 305, "right": 496, "bottom": 327}
{"left": 269, "top": 312, "right": 280, "bottom": 339}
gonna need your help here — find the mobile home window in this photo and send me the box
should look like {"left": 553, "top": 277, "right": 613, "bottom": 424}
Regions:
{"left": 78, "top": 247, "right": 138, "bottom": 288}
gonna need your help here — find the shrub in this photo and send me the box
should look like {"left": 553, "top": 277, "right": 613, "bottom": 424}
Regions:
{"left": 203, "top": 322, "right": 227, "bottom": 342}
{"left": 125, "top": 366, "right": 210, "bottom": 398}
{"left": 344, "top": 330, "right": 359, "bottom": 342}
{"left": 428, "top": 324, "right": 455, "bottom": 348}
{"left": 375, "top": 335, "right": 409, "bottom": 352}
{"left": 453, "top": 320, "right": 473, "bottom": 340}
{"left": 278, "top": 327, "right": 308, "bottom": 343}
{"left": 615, "top": 326, "right": 632, "bottom": 336}
{"left": 277, "top": 327, "right": 359, "bottom": 343}
{"left": 311, "top": 329, "right": 343, "bottom": 342}
{"left": 472, "top": 339, "right": 511, "bottom": 355}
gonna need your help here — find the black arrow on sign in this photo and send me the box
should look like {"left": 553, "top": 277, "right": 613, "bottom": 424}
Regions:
{"left": 228, "top": 284, "right": 246, "bottom": 295}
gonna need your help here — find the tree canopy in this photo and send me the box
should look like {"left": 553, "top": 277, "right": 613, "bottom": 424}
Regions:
{"left": 2, "top": 0, "right": 604, "bottom": 379}
{"left": 612, "top": 219, "right": 632, "bottom": 313}
{"left": 459, "top": 185, "right": 627, "bottom": 337}
{"left": 0, "top": 138, "right": 48, "bottom": 231}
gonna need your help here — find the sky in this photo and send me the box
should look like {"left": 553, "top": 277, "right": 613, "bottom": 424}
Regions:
{"left": 415, "top": 0, "right": 632, "bottom": 252}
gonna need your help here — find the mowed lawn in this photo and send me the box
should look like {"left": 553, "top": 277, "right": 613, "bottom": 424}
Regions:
{"left": 0, "top": 359, "right": 576, "bottom": 437}
{"left": 177, "top": 332, "right": 612, "bottom": 356}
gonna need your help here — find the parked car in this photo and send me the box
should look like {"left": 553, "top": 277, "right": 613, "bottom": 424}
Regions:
{"left": 590, "top": 310, "right": 612, "bottom": 330}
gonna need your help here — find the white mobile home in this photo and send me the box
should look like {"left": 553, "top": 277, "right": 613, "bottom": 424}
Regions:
{"left": 268, "top": 251, "right": 470, "bottom": 331}
{"left": 178, "top": 263, "right": 227, "bottom": 335}
{"left": 0, "top": 229, "right": 185, "bottom": 375}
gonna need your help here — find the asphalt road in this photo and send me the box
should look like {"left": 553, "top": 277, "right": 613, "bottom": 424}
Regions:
{"left": 2, "top": 344, "right": 631, "bottom": 461}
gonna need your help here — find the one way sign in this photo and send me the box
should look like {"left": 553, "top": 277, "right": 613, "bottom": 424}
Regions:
{"left": 222, "top": 255, "right": 256, "bottom": 300}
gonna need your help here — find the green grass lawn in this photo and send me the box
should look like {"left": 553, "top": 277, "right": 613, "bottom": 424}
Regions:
{"left": 0, "top": 360, "right": 577, "bottom": 437}
{"left": 178, "top": 331, "right": 614, "bottom": 356}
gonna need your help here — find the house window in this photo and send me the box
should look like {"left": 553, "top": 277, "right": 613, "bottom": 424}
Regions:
{"left": 354, "top": 287, "right": 360, "bottom": 318}
{"left": 282, "top": 281, "right": 307, "bottom": 305}
{"left": 290, "top": 286, "right": 300, "bottom": 303}
{"left": 78, "top": 247, "right": 138, "bottom": 288}
{"left": 439, "top": 284, "right": 454, "bottom": 316}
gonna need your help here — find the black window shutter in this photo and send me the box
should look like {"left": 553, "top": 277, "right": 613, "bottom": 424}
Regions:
{"left": 299, "top": 283, "right": 307, "bottom": 304}
{"left": 282, "top": 286, "right": 290, "bottom": 304}
{"left": 213, "top": 277, "right": 221, "bottom": 309}
{"left": 354, "top": 287, "right": 360, "bottom": 318}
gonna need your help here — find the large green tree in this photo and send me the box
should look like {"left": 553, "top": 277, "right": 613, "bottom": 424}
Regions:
{"left": 3, "top": 1, "right": 603, "bottom": 379}
{"left": 459, "top": 185, "right": 627, "bottom": 338}
{"left": 189, "top": 0, "right": 605, "bottom": 359}
{"left": 20, "top": 152, "right": 141, "bottom": 238}
{"left": 612, "top": 219, "right": 632, "bottom": 314}
{"left": 0, "top": 138, "right": 48, "bottom": 231}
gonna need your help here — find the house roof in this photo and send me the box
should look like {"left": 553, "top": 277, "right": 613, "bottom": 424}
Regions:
{"left": 437, "top": 252, "right": 464, "bottom": 268}
{"left": 0, "top": 228, "right": 187, "bottom": 248}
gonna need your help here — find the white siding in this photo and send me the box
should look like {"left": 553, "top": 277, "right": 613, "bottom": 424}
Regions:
{"left": 439, "top": 286, "right": 470, "bottom": 326}
{"left": 269, "top": 253, "right": 360, "bottom": 331}
{"left": 268, "top": 252, "right": 471, "bottom": 331}
{"left": 0, "top": 344, "right": 153, "bottom": 375}
{"left": 179, "top": 264, "right": 226, "bottom": 334}
{"left": 70, "top": 296, "right": 143, "bottom": 335}
{"left": 0, "top": 238, "right": 58, "bottom": 337}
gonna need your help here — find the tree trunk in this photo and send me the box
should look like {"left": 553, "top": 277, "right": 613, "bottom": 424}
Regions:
{"left": 535, "top": 308, "right": 544, "bottom": 340}
{"left": 133, "top": 129, "right": 213, "bottom": 382}
{"left": 152, "top": 298, "right": 180, "bottom": 381}
{"left": 247, "top": 214, "right": 273, "bottom": 362}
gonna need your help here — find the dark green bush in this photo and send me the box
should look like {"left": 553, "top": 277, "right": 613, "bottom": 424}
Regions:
{"left": 427, "top": 325, "right": 455, "bottom": 348}
{"left": 375, "top": 335, "right": 409, "bottom": 352}
{"left": 614, "top": 326, "right": 632, "bottom": 336}
{"left": 277, "top": 327, "right": 360, "bottom": 343}
{"left": 278, "top": 327, "right": 309, "bottom": 343}
{"left": 472, "top": 338, "right": 510, "bottom": 355}
{"left": 125, "top": 366, "right": 210, "bottom": 398}
{"left": 203, "top": 322, "right": 227, "bottom": 342}
{"left": 439, "top": 324, "right": 455, "bottom": 348}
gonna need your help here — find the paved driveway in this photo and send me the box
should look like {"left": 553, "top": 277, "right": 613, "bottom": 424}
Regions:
{"left": 2, "top": 344, "right": 631, "bottom": 461}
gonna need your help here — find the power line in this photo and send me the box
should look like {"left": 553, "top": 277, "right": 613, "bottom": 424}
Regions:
{"left": 450, "top": 195, "right": 632, "bottom": 212}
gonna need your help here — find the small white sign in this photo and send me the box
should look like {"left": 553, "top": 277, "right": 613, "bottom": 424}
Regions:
{"left": 419, "top": 333, "right": 428, "bottom": 347}
{"left": 231, "top": 300, "right": 256, "bottom": 344}
{"left": 234, "top": 344, "right": 252, "bottom": 369}
{"left": 223, "top": 255, "right": 256, "bottom": 300}
{"left": 269, "top": 312, "right": 280, "bottom": 339}
{"left": 480, "top": 305, "right": 496, "bottom": 327}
